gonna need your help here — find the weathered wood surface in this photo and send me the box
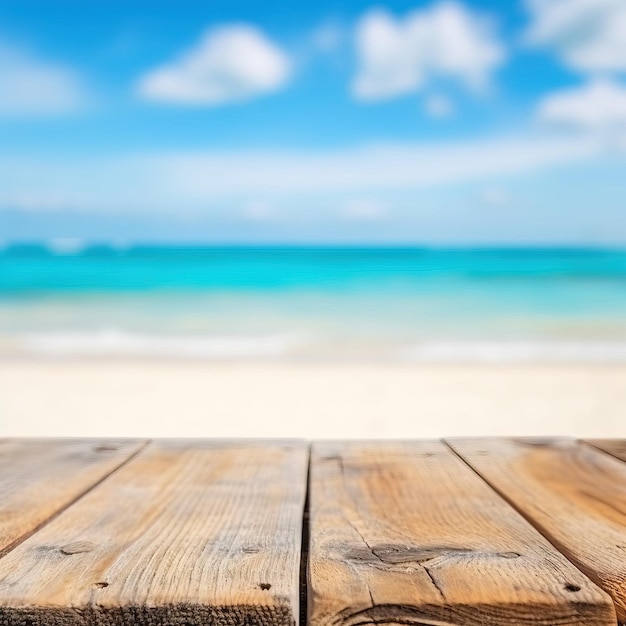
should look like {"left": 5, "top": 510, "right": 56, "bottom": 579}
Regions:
{"left": 307, "top": 440, "right": 615, "bottom": 626}
{"left": 449, "top": 437, "right": 626, "bottom": 623}
{"left": 586, "top": 439, "right": 626, "bottom": 464}
{"left": 0, "top": 438, "right": 145, "bottom": 558}
{"left": 0, "top": 440, "right": 308, "bottom": 626}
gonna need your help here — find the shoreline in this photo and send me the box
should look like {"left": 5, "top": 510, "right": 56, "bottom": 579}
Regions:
{"left": 1, "top": 359, "right": 625, "bottom": 439}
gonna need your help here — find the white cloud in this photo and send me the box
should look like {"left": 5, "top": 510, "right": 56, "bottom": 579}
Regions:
{"left": 0, "top": 43, "right": 84, "bottom": 116}
{"left": 137, "top": 25, "right": 292, "bottom": 105}
{"left": 352, "top": 1, "right": 505, "bottom": 101}
{"left": 153, "top": 136, "right": 605, "bottom": 200}
{"left": 242, "top": 201, "right": 276, "bottom": 221}
{"left": 480, "top": 187, "right": 510, "bottom": 207}
{"left": 0, "top": 191, "right": 93, "bottom": 212}
{"left": 310, "top": 21, "right": 344, "bottom": 54}
{"left": 424, "top": 93, "right": 455, "bottom": 118}
{"left": 0, "top": 134, "right": 610, "bottom": 213}
{"left": 342, "top": 199, "right": 388, "bottom": 221}
{"left": 523, "top": 0, "right": 626, "bottom": 72}
{"left": 538, "top": 79, "right": 626, "bottom": 131}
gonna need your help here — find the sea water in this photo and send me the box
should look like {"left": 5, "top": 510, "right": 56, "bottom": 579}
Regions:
{"left": 1, "top": 245, "right": 626, "bottom": 361}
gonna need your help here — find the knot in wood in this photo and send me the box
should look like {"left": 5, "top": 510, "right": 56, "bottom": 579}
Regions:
{"left": 60, "top": 541, "right": 95, "bottom": 555}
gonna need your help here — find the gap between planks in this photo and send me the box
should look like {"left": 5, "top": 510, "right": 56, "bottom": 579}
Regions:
{"left": 300, "top": 446, "right": 311, "bottom": 626}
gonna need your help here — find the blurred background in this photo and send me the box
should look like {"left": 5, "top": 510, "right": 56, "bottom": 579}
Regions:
{"left": 1, "top": 0, "right": 625, "bottom": 438}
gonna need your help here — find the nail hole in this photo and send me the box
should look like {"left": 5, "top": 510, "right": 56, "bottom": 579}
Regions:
{"left": 94, "top": 582, "right": 109, "bottom": 588}
{"left": 259, "top": 583, "right": 271, "bottom": 591}
{"left": 564, "top": 583, "right": 581, "bottom": 592}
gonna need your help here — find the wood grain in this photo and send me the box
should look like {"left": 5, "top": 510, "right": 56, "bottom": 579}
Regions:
{"left": 449, "top": 437, "right": 626, "bottom": 623}
{"left": 585, "top": 440, "right": 626, "bottom": 464}
{"left": 0, "top": 438, "right": 146, "bottom": 557}
{"left": 308, "top": 441, "right": 615, "bottom": 626}
{"left": 0, "top": 440, "right": 308, "bottom": 626}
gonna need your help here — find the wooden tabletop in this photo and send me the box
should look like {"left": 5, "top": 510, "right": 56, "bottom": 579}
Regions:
{"left": 0, "top": 439, "right": 625, "bottom": 626}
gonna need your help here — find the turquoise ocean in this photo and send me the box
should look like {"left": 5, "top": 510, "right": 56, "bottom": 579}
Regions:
{"left": 2, "top": 245, "right": 626, "bottom": 362}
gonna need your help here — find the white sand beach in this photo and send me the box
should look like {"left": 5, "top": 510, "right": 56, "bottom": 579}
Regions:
{"left": 1, "top": 360, "right": 625, "bottom": 439}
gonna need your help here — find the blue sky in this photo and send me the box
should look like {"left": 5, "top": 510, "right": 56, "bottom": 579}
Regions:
{"left": 1, "top": 0, "right": 626, "bottom": 244}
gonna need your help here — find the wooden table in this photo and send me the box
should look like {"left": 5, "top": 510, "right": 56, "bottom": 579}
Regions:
{"left": 0, "top": 439, "right": 625, "bottom": 626}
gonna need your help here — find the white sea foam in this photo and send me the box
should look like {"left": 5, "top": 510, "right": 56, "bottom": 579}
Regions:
{"left": 10, "top": 330, "right": 626, "bottom": 362}
{"left": 400, "top": 340, "right": 626, "bottom": 363}
{"left": 19, "top": 329, "right": 300, "bottom": 359}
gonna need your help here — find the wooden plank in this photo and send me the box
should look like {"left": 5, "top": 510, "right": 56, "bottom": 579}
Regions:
{"left": 449, "top": 438, "right": 626, "bottom": 623}
{"left": 308, "top": 441, "right": 615, "bottom": 626}
{"left": 0, "top": 440, "right": 308, "bottom": 626}
{"left": 0, "top": 438, "right": 146, "bottom": 557}
{"left": 585, "top": 439, "right": 626, "bottom": 464}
